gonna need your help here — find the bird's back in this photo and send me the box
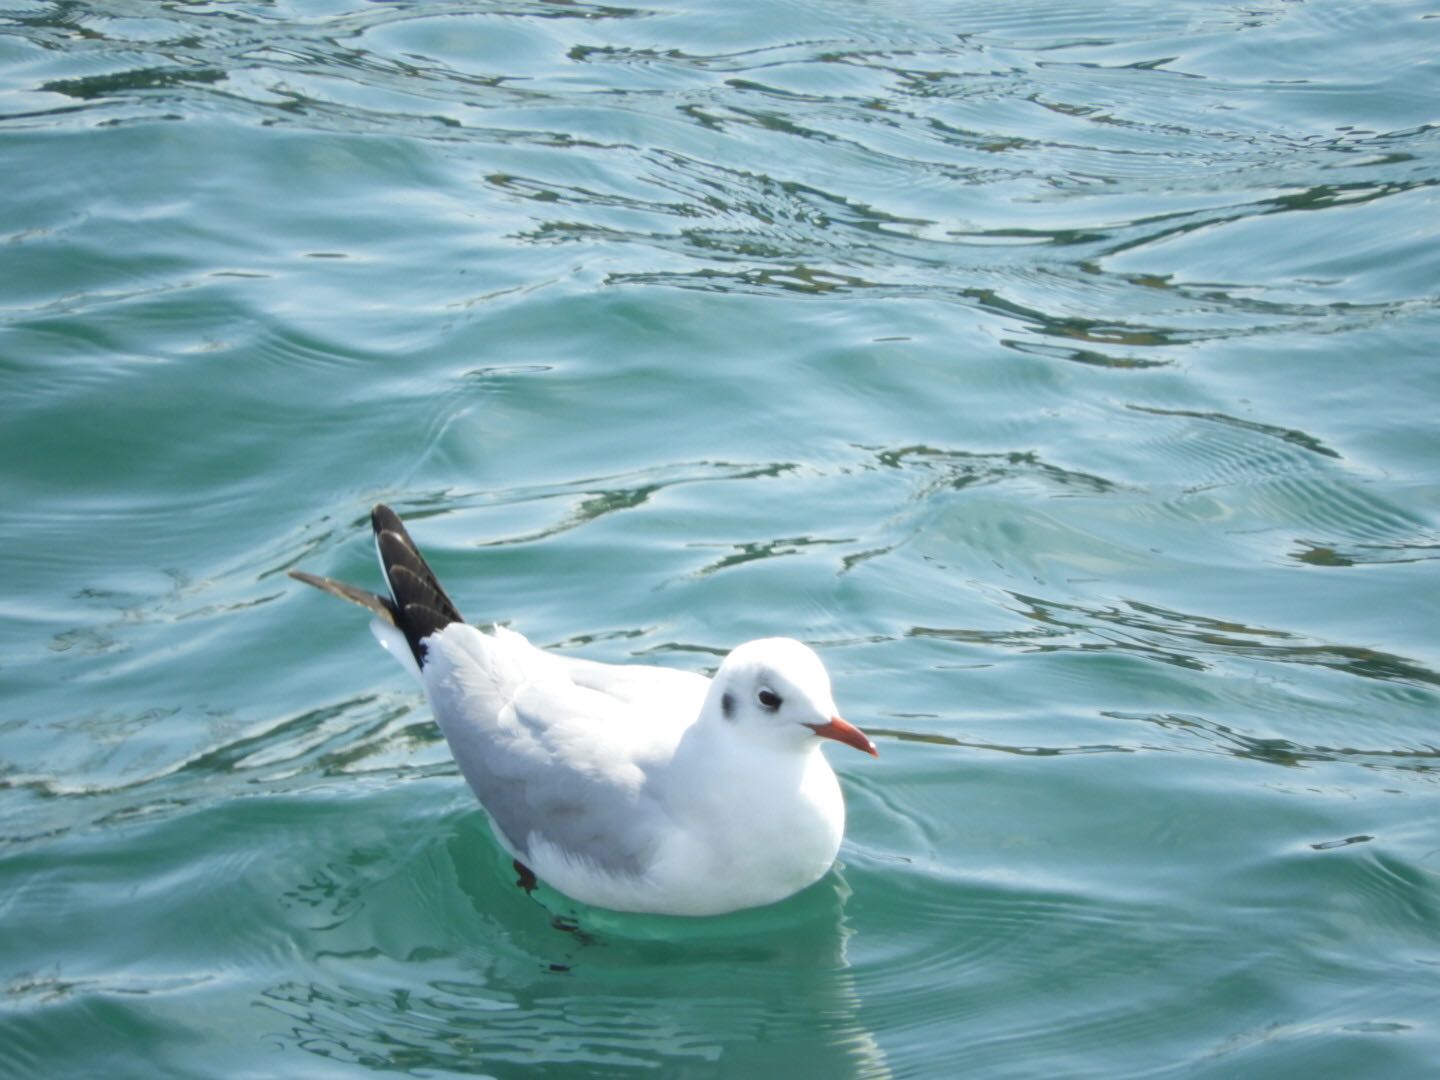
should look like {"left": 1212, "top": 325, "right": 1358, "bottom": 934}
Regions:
{"left": 419, "top": 622, "right": 706, "bottom": 882}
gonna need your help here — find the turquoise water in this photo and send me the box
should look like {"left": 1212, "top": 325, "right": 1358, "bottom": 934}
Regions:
{"left": 3, "top": 0, "right": 1439, "bottom": 1075}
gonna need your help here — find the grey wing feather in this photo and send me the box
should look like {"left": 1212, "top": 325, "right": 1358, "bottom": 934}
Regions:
{"left": 423, "top": 628, "right": 684, "bottom": 877}
{"left": 559, "top": 655, "right": 710, "bottom": 709}
{"left": 517, "top": 699, "right": 654, "bottom": 872}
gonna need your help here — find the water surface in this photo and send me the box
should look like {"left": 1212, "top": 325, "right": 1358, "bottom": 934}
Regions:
{"left": 2, "top": 1, "right": 1439, "bottom": 1076}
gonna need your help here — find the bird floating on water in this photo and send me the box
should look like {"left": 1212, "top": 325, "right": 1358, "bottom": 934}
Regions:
{"left": 290, "top": 504, "right": 876, "bottom": 916}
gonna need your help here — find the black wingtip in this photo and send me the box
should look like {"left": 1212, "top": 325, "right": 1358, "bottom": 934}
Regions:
{"left": 371, "top": 504, "right": 464, "bottom": 666}
{"left": 371, "top": 503, "right": 402, "bottom": 536}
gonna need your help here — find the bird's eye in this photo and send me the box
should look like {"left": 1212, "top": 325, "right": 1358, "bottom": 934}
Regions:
{"left": 757, "top": 688, "right": 782, "bottom": 710}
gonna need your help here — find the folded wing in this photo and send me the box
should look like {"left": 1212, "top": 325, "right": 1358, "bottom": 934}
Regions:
{"left": 421, "top": 623, "right": 704, "bottom": 877}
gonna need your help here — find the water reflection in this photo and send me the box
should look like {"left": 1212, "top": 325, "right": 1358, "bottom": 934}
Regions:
{"left": 0, "top": 694, "right": 442, "bottom": 852}
{"left": 401, "top": 461, "right": 802, "bottom": 548}
{"left": 976, "top": 591, "right": 1440, "bottom": 689}
{"left": 871, "top": 443, "right": 1118, "bottom": 496}
{"left": 1290, "top": 539, "right": 1440, "bottom": 569}
{"left": 867, "top": 706, "right": 1440, "bottom": 775}
{"left": 6, "top": 0, "right": 1439, "bottom": 1074}
{"left": 1112, "top": 711, "right": 1440, "bottom": 773}
{"left": 258, "top": 826, "right": 892, "bottom": 1077}
{"left": 688, "top": 534, "right": 851, "bottom": 577}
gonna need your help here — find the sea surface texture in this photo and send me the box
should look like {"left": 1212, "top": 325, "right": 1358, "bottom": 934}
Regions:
{"left": 3, "top": 1, "right": 1438, "bottom": 1076}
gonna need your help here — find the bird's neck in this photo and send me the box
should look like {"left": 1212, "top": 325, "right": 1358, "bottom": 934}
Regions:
{"left": 655, "top": 720, "right": 844, "bottom": 907}
{"left": 667, "top": 716, "right": 839, "bottom": 826}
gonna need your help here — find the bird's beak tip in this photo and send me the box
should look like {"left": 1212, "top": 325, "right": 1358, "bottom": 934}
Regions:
{"left": 807, "top": 715, "right": 878, "bottom": 757}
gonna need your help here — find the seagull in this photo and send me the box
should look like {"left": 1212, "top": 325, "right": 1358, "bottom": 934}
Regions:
{"left": 290, "top": 505, "right": 877, "bottom": 916}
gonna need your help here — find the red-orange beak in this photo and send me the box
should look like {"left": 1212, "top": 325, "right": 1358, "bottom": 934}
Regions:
{"left": 806, "top": 716, "right": 879, "bottom": 756}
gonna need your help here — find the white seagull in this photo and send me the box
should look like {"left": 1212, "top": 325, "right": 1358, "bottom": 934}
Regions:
{"left": 290, "top": 505, "right": 877, "bottom": 916}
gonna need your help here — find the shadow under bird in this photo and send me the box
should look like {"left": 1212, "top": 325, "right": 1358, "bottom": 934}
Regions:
{"left": 290, "top": 505, "right": 877, "bottom": 916}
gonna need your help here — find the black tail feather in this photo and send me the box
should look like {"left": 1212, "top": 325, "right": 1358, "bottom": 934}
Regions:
{"left": 371, "top": 504, "right": 464, "bottom": 665}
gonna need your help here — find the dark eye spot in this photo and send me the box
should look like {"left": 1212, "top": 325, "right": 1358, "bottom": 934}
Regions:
{"left": 721, "top": 692, "right": 735, "bottom": 719}
{"left": 757, "top": 688, "right": 782, "bottom": 711}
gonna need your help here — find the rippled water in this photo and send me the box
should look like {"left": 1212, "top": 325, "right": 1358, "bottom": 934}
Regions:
{"left": 3, "top": 0, "right": 1439, "bottom": 1076}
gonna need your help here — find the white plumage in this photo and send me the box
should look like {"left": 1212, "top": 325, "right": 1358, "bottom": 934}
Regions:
{"left": 292, "top": 505, "right": 876, "bottom": 916}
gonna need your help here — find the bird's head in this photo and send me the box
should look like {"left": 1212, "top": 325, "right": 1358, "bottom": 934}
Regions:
{"left": 708, "top": 637, "right": 877, "bottom": 757}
